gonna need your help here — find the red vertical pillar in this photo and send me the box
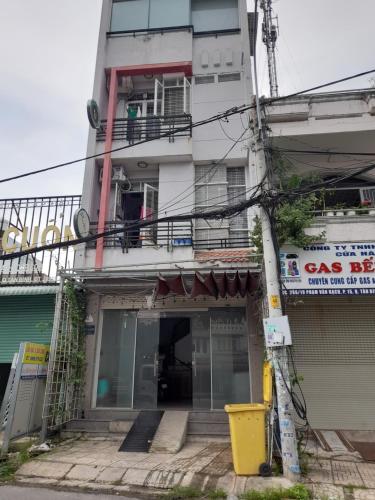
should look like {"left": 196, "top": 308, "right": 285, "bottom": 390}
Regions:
{"left": 95, "top": 68, "right": 118, "bottom": 269}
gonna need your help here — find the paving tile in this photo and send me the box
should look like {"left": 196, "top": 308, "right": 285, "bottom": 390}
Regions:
{"left": 96, "top": 466, "right": 127, "bottom": 484}
{"left": 312, "top": 483, "right": 345, "bottom": 500}
{"left": 357, "top": 463, "right": 375, "bottom": 489}
{"left": 66, "top": 464, "right": 103, "bottom": 481}
{"left": 216, "top": 471, "right": 236, "bottom": 494}
{"left": 122, "top": 467, "right": 150, "bottom": 486}
{"left": 144, "top": 470, "right": 184, "bottom": 489}
{"left": 16, "top": 460, "right": 73, "bottom": 480}
{"left": 306, "top": 458, "right": 333, "bottom": 483}
{"left": 332, "top": 460, "right": 364, "bottom": 487}
{"left": 353, "top": 488, "right": 375, "bottom": 500}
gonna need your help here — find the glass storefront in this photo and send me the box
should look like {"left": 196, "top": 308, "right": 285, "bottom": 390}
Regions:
{"left": 96, "top": 308, "right": 250, "bottom": 410}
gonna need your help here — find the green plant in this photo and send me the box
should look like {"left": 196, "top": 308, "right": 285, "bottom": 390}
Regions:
{"left": 0, "top": 449, "right": 29, "bottom": 482}
{"left": 164, "top": 486, "right": 202, "bottom": 499}
{"left": 206, "top": 489, "right": 227, "bottom": 499}
{"left": 64, "top": 279, "right": 87, "bottom": 386}
{"left": 240, "top": 484, "right": 312, "bottom": 500}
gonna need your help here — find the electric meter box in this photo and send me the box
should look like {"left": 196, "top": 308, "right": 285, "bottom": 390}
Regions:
{"left": 263, "top": 315, "right": 292, "bottom": 347}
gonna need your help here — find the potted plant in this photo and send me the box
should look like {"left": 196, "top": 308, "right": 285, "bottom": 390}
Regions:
{"left": 333, "top": 203, "right": 346, "bottom": 216}
{"left": 360, "top": 199, "right": 372, "bottom": 214}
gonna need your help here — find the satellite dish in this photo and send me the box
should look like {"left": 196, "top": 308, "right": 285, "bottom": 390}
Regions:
{"left": 87, "top": 99, "right": 102, "bottom": 130}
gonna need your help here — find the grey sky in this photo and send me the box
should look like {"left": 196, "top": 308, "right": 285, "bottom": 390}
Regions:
{"left": 0, "top": 0, "right": 374, "bottom": 199}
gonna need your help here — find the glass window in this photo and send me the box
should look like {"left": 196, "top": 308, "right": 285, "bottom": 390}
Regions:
{"left": 111, "top": 0, "right": 149, "bottom": 31}
{"left": 111, "top": 0, "right": 190, "bottom": 32}
{"left": 149, "top": 0, "right": 190, "bottom": 29}
{"left": 97, "top": 310, "right": 137, "bottom": 408}
{"left": 192, "top": 0, "right": 239, "bottom": 33}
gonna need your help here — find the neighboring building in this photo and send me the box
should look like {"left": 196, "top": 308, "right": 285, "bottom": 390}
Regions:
{"left": 269, "top": 90, "right": 375, "bottom": 430}
{"left": 0, "top": 195, "right": 80, "bottom": 404}
{"left": 73, "top": 0, "right": 263, "bottom": 427}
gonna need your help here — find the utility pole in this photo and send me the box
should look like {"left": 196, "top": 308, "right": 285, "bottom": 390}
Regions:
{"left": 251, "top": 118, "right": 301, "bottom": 479}
{"left": 260, "top": 0, "right": 279, "bottom": 97}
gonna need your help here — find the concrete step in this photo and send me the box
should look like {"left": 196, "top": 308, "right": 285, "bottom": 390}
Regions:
{"left": 188, "top": 411, "right": 228, "bottom": 423}
{"left": 85, "top": 409, "right": 138, "bottom": 421}
{"left": 187, "top": 421, "right": 229, "bottom": 435}
{"left": 186, "top": 435, "right": 231, "bottom": 444}
{"left": 65, "top": 419, "right": 110, "bottom": 432}
{"left": 64, "top": 419, "right": 133, "bottom": 434}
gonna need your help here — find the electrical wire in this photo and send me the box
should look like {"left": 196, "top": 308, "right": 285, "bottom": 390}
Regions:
{"left": 269, "top": 147, "right": 375, "bottom": 157}
{"left": 1, "top": 69, "right": 375, "bottom": 185}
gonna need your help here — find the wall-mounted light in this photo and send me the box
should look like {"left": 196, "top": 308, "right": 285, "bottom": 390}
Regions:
{"left": 144, "top": 74, "right": 154, "bottom": 80}
{"left": 137, "top": 161, "right": 148, "bottom": 169}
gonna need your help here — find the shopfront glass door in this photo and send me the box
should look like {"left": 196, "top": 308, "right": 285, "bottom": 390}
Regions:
{"left": 211, "top": 309, "right": 250, "bottom": 409}
{"left": 191, "top": 312, "right": 211, "bottom": 409}
{"left": 133, "top": 312, "right": 160, "bottom": 409}
{"left": 96, "top": 310, "right": 136, "bottom": 408}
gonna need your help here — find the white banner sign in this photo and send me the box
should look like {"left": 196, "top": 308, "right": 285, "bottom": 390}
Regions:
{"left": 280, "top": 242, "right": 375, "bottom": 296}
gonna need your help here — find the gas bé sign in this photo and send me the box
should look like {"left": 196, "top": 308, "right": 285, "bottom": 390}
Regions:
{"left": 281, "top": 242, "right": 375, "bottom": 295}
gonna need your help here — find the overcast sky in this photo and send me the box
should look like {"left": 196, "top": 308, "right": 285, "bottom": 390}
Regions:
{"left": 0, "top": 0, "right": 374, "bottom": 199}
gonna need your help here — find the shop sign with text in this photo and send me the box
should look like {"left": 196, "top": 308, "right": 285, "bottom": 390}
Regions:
{"left": 281, "top": 242, "right": 375, "bottom": 295}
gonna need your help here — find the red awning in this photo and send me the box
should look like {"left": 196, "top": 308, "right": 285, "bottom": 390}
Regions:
{"left": 155, "top": 271, "right": 258, "bottom": 299}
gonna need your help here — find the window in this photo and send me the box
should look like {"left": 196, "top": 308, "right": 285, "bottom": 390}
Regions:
{"left": 191, "top": 0, "right": 239, "bottom": 33}
{"left": 218, "top": 72, "right": 241, "bottom": 82}
{"left": 111, "top": 0, "right": 190, "bottom": 32}
{"left": 194, "top": 165, "right": 248, "bottom": 248}
{"left": 195, "top": 75, "right": 216, "bottom": 85}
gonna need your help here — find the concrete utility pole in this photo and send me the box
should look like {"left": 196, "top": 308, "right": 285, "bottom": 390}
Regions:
{"left": 250, "top": 99, "right": 300, "bottom": 479}
{"left": 260, "top": 0, "right": 279, "bottom": 97}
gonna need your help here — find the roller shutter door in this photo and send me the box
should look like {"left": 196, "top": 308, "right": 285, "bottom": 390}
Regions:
{"left": 0, "top": 295, "right": 55, "bottom": 363}
{"left": 287, "top": 298, "right": 375, "bottom": 430}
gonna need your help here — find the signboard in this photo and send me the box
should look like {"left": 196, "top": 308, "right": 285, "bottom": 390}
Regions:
{"left": 22, "top": 343, "right": 50, "bottom": 365}
{"left": 281, "top": 242, "right": 375, "bottom": 296}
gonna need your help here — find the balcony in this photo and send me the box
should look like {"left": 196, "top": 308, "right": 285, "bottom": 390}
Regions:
{"left": 88, "top": 220, "right": 193, "bottom": 252}
{"left": 97, "top": 115, "right": 192, "bottom": 143}
{"left": 88, "top": 220, "right": 252, "bottom": 252}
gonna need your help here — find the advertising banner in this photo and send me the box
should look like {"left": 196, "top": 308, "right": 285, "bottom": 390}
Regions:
{"left": 22, "top": 343, "right": 50, "bottom": 365}
{"left": 281, "top": 242, "right": 375, "bottom": 296}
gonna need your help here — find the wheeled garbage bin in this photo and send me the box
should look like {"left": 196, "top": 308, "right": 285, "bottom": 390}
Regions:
{"left": 224, "top": 362, "right": 273, "bottom": 476}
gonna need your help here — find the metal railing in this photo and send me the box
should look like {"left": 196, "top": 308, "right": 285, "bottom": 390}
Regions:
{"left": 0, "top": 195, "right": 81, "bottom": 285}
{"left": 193, "top": 236, "right": 252, "bottom": 250}
{"left": 89, "top": 220, "right": 193, "bottom": 251}
{"left": 96, "top": 115, "right": 192, "bottom": 142}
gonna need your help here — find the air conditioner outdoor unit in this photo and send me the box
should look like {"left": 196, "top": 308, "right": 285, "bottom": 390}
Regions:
{"left": 99, "top": 166, "right": 127, "bottom": 184}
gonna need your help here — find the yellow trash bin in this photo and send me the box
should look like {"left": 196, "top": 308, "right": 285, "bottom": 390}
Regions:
{"left": 224, "top": 362, "right": 273, "bottom": 476}
{"left": 224, "top": 403, "right": 266, "bottom": 475}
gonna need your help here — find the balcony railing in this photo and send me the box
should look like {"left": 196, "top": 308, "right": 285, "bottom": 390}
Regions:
{"left": 89, "top": 220, "right": 193, "bottom": 251}
{"left": 193, "top": 236, "right": 252, "bottom": 250}
{"left": 96, "top": 115, "right": 192, "bottom": 143}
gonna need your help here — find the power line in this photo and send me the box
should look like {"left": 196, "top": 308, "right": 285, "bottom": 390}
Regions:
{"left": 0, "top": 191, "right": 264, "bottom": 261}
{"left": 1, "top": 68, "right": 375, "bottom": 185}
{"left": 269, "top": 147, "right": 375, "bottom": 157}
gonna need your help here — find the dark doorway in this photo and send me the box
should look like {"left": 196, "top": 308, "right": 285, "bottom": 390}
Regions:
{"left": 123, "top": 192, "right": 143, "bottom": 247}
{"left": 0, "top": 363, "right": 11, "bottom": 406}
{"left": 158, "top": 318, "right": 192, "bottom": 408}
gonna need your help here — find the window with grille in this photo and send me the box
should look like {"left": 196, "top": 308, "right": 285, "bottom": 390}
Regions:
{"left": 194, "top": 165, "right": 248, "bottom": 248}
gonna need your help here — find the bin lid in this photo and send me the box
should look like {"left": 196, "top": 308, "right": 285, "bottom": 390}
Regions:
{"left": 224, "top": 403, "right": 266, "bottom": 413}
{"left": 263, "top": 361, "right": 273, "bottom": 406}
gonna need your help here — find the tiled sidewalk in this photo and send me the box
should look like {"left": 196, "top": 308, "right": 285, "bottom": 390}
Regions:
{"left": 14, "top": 436, "right": 375, "bottom": 498}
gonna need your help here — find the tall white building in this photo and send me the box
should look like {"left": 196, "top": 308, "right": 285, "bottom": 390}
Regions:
{"left": 75, "top": 0, "right": 263, "bottom": 425}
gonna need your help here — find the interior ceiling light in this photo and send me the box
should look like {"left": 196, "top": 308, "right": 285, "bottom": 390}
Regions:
{"left": 137, "top": 161, "right": 148, "bottom": 168}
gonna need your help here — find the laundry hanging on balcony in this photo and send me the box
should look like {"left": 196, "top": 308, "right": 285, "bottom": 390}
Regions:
{"left": 154, "top": 271, "right": 259, "bottom": 299}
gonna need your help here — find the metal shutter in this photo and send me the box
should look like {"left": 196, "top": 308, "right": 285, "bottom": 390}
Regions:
{"left": 0, "top": 295, "right": 55, "bottom": 363}
{"left": 287, "top": 298, "right": 375, "bottom": 430}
